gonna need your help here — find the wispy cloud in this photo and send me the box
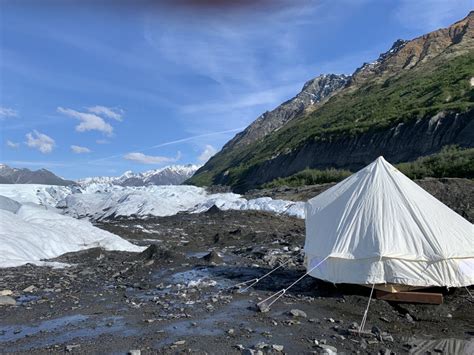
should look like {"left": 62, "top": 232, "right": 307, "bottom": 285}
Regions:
{"left": 87, "top": 106, "right": 124, "bottom": 121}
{"left": 124, "top": 151, "right": 182, "bottom": 165}
{"left": 88, "top": 127, "right": 244, "bottom": 163}
{"left": 6, "top": 140, "right": 20, "bottom": 149}
{"left": 96, "top": 139, "right": 110, "bottom": 144}
{"left": 198, "top": 144, "right": 217, "bottom": 163}
{"left": 0, "top": 107, "right": 18, "bottom": 119}
{"left": 394, "top": 0, "right": 471, "bottom": 31}
{"left": 25, "top": 130, "right": 55, "bottom": 153}
{"left": 71, "top": 145, "right": 92, "bottom": 154}
{"left": 181, "top": 83, "right": 301, "bottom": 114}
{"left": 57, "top": 107, "right": 114, "bottom": 136}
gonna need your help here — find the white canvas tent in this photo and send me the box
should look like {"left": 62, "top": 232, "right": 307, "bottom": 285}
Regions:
{"left": 304, "top": 156, "right": 474, "bottom": 288}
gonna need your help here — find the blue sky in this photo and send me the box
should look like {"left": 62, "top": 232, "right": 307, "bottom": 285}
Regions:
{"left": 0, "top": 0, "right": 472, "bottom": 179}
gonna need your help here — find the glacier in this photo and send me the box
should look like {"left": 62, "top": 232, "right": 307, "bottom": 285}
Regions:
{"left": 0, "top": 184, "right": 304, "bottom": 267}
{"left": 0, "top": 183, "right": 305, "bottom": 220}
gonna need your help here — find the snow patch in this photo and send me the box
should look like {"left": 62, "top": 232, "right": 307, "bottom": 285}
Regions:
{"left": 0, "top": 195, "right": 144, "bottom": 268}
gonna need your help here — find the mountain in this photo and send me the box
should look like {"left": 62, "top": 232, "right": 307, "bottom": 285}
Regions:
{"left": 188, "top": 12, "right": 474, "bottom": 192}
{"left": 77, "top": 164, "right": 201, "bottom": 187}
{"left": 0, "top": 164, "right": 75, "bottom": 186}
{"left": 222, "top": 73, "right": 349, "bottom": 151}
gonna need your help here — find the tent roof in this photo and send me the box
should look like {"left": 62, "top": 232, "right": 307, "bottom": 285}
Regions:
{"left": 305, "top": 156, "right": 473, "bottom": 262}
{"left": 305, "top": 157, "right": 474, "bottom": 285}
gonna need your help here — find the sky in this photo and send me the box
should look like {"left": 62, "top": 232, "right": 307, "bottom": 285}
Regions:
{"left": 0, "top": 0, "right": 472, "bottom": 179}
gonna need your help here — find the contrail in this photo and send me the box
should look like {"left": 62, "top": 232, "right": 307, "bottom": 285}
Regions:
{"left": 87, "top": 127, "right": 244, "bottom": 164}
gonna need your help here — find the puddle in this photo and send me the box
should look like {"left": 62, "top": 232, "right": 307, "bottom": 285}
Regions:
{"left": 0, "top": 314, "right": 88, "bottom": 342}
{"left": 155, "top": 299, "right": 254, "bottom": 347}
{"left": 403, "top": 337, "right": 474, "bottom": 355}
{"left": 170, "top": 267, "right": 234, "bottom": 289}
{"left": 0, "top": 314, "right": 139, "bottom": 351}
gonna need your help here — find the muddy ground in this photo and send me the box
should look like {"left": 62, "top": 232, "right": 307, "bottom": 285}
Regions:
{"left": 0, "top": 207, "right": 473, "bottom": 354}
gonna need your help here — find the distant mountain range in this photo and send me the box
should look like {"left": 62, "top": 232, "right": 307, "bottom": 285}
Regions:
{"left": 188, "top": 12, "right": 474, "bottom": 192}
{"left": 0, "top": 164, "right": 201, "bottom": 187}
{"left": 0, "top": 164, "right": 75, "bottom": 186}
{"left": 77, "top": 164, "right": 201, "bottom": 187}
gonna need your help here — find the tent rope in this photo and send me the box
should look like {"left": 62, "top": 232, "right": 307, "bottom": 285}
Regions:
{"left": 238, "top": 258, "right": 292, "bottom": 293}
{"left": 358, "top": 281, "right": 376, "bottom": 334}
{"left": 257, "top": 256, "right": 329, "bottom": 309}
{"left": 358, "top": 255, "right": 383, "bottom": 334}
{"left": 465, "top": 287, "right": 473, "bottom": 299}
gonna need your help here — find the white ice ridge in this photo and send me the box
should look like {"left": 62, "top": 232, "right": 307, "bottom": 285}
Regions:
{"left": 0, "top": 184, "right": 305, "bottom": 220}
{"left": 0, "top": 195, "right": 145, "bottom": 268}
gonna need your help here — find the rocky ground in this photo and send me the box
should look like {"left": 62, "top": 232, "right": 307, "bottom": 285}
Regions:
{"left": 0, "top": 206, "right": 473, "bottom": 354}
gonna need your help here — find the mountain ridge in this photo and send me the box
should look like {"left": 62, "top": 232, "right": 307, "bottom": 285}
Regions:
{"left": 188, "top": 12, "right": 474, "bottom": 192}
{"left": 77, "top": 164, "right": 201, "bottom": 187}
{"left": 0, "top": 164, "right": 76, "bottom": 186}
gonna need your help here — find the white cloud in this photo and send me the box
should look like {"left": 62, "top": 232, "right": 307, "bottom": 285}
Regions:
{"left": 6, "top": 140, "right": 20, "bottom": 149}
{"left": 96, "top": 139, "right": 110, "bottom": 144}
{"left": 0, "top": 107, "right": 18, "bottom": 118}
{"left": 87, "top": 106, "right": 124, "bottom": 121}
{"left": 124, "top": 151, "right": 182, "bottom": 165}
{"left": 198, "top": 144, "right": 217, "bottom": 163}
{"left": 57, "top": 107, "right": 114, "bottom": 136}
{"left": 71, "top": 145, "right": 92, "bottom": 154}
{"left": 25, "top": 130, "right": 55, "bottom": 154}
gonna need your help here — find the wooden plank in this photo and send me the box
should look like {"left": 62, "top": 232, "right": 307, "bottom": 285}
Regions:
{"left": 375, "top": 290, "right": 443, "bottom": 304}
{"left": 372, "top": 283, "right": 426, "bottom": 293}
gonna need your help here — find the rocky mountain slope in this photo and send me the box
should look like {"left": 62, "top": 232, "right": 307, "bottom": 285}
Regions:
{"left": 0, "top": 164, "right": 75, "bottom": 186}
{"left": 78, "top": 164, "right": 201, "bottom": 187}
{"left": 188, "top": 12, "right": 474, "bottom": 192}
{"left": 222, "top": 74, "right": 349, "bottom": 151}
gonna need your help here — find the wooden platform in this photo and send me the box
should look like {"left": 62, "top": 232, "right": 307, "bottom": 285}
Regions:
{"left": 375, "top": 289, "right": 443, "bottom": 304}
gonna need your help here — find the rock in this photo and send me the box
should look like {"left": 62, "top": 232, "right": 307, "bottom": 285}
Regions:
{"left": 23, "top": 285, "right": 36, "bottom": 293}
{"left": 202, "top": 251, "right": 223, "bottom": 264}
{"left": 0, "top": 290, "right": 13, "bottom": 296}
{"left": 255, "top": 342, "right": 269, "bottom": 349}
{"left": 380, "top": 317, "right": 390, "bottom": 323}
{"left": 227, "top": 328, "right": 235, "bottom": 335}
{"left": 289, "top": 309, "right": 307, "bottom": 318}
{"left": 316, "top": 344, "right": 338, "bottom": 354}
{"left": 405, "top": 313, "right": 414, "bottom": 323}
{"left": 372, "top": 326, "right": 381, "bottom": 335}
{"left": 173, "top": 340, "right": 186, "bottom": 346}
{"left": 128, "top": 350, "right": 141, "bottom": 355}
{"left": 205, "top": 205, "right": 222, "bottom": 214}
{"left": 349, "top": 322, "right": 359, "bottom": 330}
{"left": 0, "top": 296, "right": 16, "bottom": 306}
{"left": 272, "top": 344, "right": 284, "bottom": 352}
{"left": 65, "top": 344, "right": 80, "bottom": 352}
{"left": 137, "top": 244, "right": 175, "bottom": 262}
{"left": 381, "top": 333, "right": 394, "bottom": 342}
{"left": 257, "top": 303, "right": 269, "bottom": 313}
